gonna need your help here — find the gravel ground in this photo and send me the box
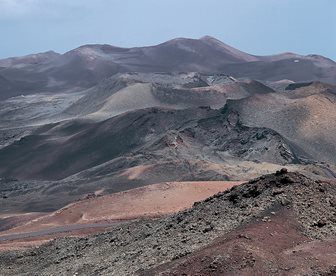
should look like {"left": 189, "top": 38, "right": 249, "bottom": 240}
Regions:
{"left": 0, "top": 170, "right": 335, "bottom": 275}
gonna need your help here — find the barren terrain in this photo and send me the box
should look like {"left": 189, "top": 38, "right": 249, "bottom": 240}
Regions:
{"left": 0, "top": 36, "right": 335, "bottom": 275}
{"left": 1, "top": 36, "right": 335, "bottom": 101}
{"left": 0, "top": 181, "right": 241, "bottom": 250}
{"left": 0, "top": 171, "right": 335, "bottom": 275}
{"left": 228, "top": 81, "right": 336, "bottom": 163}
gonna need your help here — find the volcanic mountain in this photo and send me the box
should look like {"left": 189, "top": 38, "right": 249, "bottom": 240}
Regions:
{"left": 225, "top": 81, "right": 336, "bottom": 164}
{"left": 0, "top": 72, "right": 336, "bottom": 215}
{"left": 0, "top": 36, "right": 336, "bottom": 275}
{"left": 0, "top": 36, "right": 335, "bottom": 100}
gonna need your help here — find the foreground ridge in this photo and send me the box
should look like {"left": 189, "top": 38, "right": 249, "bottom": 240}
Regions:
{"left": 1, "top": 170, "right": 335, "bottom": 275}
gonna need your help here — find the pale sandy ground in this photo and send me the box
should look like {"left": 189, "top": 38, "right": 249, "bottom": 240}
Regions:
{"left": 0, "top": 180, "right": 243, "bottom": 250}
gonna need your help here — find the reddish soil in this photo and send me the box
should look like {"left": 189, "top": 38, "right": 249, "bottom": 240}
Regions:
{"left": 0, "top": 180, "right": 242, "bottom": 250}
{"left": 0, "top": 212, "right": 46, "bottom": 232}
{"left": 142, "top": 208, "right": 336, "bottom": 275}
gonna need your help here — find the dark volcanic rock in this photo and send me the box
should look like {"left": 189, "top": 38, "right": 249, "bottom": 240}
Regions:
{"left": 0, "top": 172, "right": 335, "bottom": 275}
{"left": 0, "top": 107, "right": 297, "bottom": 181}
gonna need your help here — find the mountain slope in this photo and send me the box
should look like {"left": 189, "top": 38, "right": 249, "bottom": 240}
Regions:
{"left": 0, "top": 106, "right": 299, "bottom": 181}
{"left": 226, "top": 82, "right": 336, "bottom": 164}
{"left": 0, "top": 74, "right": 17, "bottom": 100}
{"left": 63, "top": 72, "right": 273, "bottom": 120}
{"left": 1, "top": 36, "right": 335, "bottom": 100}
{"left": 1, "top": 171, "right": 335, "bottom": 275}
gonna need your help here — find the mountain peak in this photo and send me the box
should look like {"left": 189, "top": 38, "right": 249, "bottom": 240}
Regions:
{"left": 199, "top": 35, "right": 223, "bottom": 43}
{"left": 199, "top": 36, "right": 258, "bottom": 62}
{"left": 0, "top": 50, "right": 60, "bottom": 67}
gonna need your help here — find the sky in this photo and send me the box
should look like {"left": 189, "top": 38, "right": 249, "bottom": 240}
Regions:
{"left": 0, "top": 0, "right": 335, "bottom": 60}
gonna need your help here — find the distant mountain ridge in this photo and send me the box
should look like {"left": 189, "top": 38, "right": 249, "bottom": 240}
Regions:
{"left": 0, "top": 36, "right": 335, "bottom": 100}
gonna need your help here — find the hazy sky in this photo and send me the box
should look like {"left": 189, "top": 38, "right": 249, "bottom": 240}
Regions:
{"left": 0, "top": 0, "right": 335, "bottom": 60}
